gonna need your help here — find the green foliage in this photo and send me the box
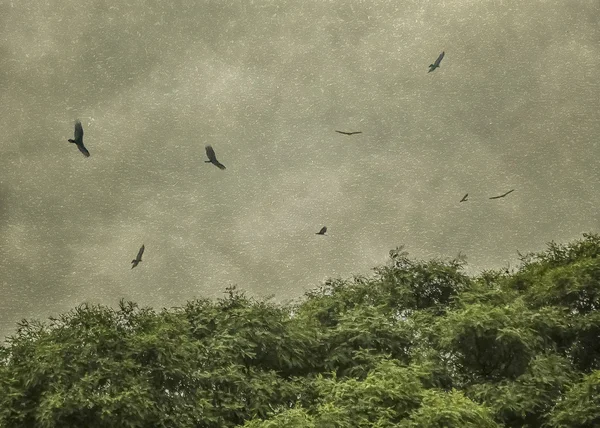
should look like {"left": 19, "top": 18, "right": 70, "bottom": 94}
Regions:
{"left": 373, "top": 246, "right": 471, "bottom": 315}
{"left": 399, "top": 389, "right": 500, "bottom": 428}
{"left": 312, "top": 360, "right": 430, "bottom": 426}
{"left": 547, "top": 370, "right": 600, "bottom": 427}
{"left": 243, "top": 408, "right": 315, "bottom": 428}
{"left": 437, "top": 300, "right": 569, "bottom": 383}
{"left": 0, "top": 293, "right": 311, "bottom": 427}
{"left": 1, "top": 233, "right": 600, "bottom": 427}
{"left": 319, "top": 305, "right": 414, "bottom": 377}
{"left": 468, "top": 354, "right": 576, "bottom": 427}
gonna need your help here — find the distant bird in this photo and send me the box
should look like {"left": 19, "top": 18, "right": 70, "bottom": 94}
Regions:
{"left": 335, "top": 130, "right": 362, "bottom": 135}
{"left": 460, "top": 193, "right": 469, "bottom": 202}
{"left": 67, "top": 120, "right": 90, "bottom": 157}
{"left": 316, "top": 226, "right": 327, "bottom": 235}
{"left": 205, "top": 145, "right": 226, "bottom": 170}
{"left": 428, "top": 51, "right": 445, "bottom": 73}
{"left": 489, "top": 189, "right": 515, "bottom": 200}
{"left": 131, "top": 245, "right": 145, "bottom": 269}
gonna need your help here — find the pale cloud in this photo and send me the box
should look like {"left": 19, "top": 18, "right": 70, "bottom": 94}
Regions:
{"left": 1, "top": 0, "right": 599, "bottom": 339}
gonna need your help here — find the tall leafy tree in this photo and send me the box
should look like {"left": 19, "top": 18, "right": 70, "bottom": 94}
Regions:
{"left": 1, "top": 233, "right": 599, "bottom": 427}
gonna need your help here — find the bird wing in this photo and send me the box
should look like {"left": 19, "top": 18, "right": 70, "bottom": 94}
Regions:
{"left": 336, "top": 131, "right": 361, "bottom": 135}
{"left": 77, "top": 143, "right": 90, "bottom": 157}
{"left": 136, "top": 245, "right": 145, "bottom": 260}
{"left": 74, "top": 120, "right": 84, "bottom": 143}
{"left": 490, "top": 189, "right": 515, "bottom": 199}
{"left": 205, "top": 145, "right": 216, "bottom": 162}
{"left": 206, "top": 146, "right": 225, "bottom": 169}
{"left": 435, "top": 51, "right": 445, "bottom": 66}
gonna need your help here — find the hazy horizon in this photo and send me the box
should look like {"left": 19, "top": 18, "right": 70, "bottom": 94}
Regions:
{"left": 1, "top": 0, "right": 599, "bottom": 340}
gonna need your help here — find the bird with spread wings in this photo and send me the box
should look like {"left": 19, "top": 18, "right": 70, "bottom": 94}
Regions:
{"left": 335, "top": 130, "right": 362, "bottom": 135}
{"left": 131, "top": 245, "right": 145, "bottom": 269}
{"left": 489, "top": 189, "right": 515, "bottom": 200}
{"left": 316, "top": 226, "right": 327, "bottom": 235}
{"left": 205, "top": 145, "right": 226, "bottom": 170}
{"left": 67, "top": 120, "right": 90, "bottom": 157}
{"left": 428, "top": 51, "right": 445, "bottom": 73}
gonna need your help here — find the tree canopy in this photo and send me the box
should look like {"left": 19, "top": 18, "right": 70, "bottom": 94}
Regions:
{"left": 1, "top": 233, "right": 600, "bottom": 427}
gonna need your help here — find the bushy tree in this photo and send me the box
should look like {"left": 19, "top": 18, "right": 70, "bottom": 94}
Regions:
{"left": 1, "top": 233, "right": 600, "bottom": 427}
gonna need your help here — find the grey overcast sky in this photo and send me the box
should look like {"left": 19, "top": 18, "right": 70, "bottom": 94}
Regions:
{"left": 1, "top": 0, "right": 599, "bottom": 340}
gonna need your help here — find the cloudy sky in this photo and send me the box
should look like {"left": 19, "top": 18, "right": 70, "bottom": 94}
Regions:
{"left": 1, "top": 0, "right": 598, "bottom": 340}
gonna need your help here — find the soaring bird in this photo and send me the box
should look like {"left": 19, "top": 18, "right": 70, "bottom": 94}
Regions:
{"left": 428, "top": 51, "right": 445, "bottom": 73}
{"left": 205, "top": 145, "right": 226, "bottom": 170}
{"left": 131, "top": 245, "right": 145, "bottom": 269}
{"left": 489, "top": 189, "right": 515, "bottom": 200}
{"left": 316, "top": 226, "right": 327, "bottom": 235}
{"left": 335, "top": 130, "right": 362, "bottom": 135}
{"left": 460, "top": 193, "right": 469, "bottom": 202}
{"left": 67, "top": 120, "right": 90, "bottom": 157}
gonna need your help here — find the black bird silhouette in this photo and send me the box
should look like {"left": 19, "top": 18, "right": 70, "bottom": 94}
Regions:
{"left": 131, "top": 245, "right": 145, "bottom": 269}
{"left": 460, "top": 193, "right": 469, "bottom": 202}
{"left": 67, "top": 120, "right": 90, "bottom": 157}
{"left": 316, "top": 226, "right": 327, "bottom": 235}
{"left": 205, "top": 145, "right": 226, "bottom": 170}
{"left": 489, "top": 189, "right": 515, "bottom": 200}
{"left": 335, "top": 130, "right": 362, "bottom": 135}
{"left": 428, "top": 51, "right": 445, "bottom": 73}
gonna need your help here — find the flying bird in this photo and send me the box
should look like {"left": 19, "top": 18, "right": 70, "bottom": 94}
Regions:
{"left": 316, "top": 226, "right": 327, "bottom": 235}
{"left": 131, "top": 245, "right": 145, "bottom": 269}
{"left": 205, "top": 145, "right": 226, "bottom": 170}
{"left": 428, "top": 51, "right": 445, "bottom": 73}
{"left": 460, "top": 194, "right": 469, "bottom": 202}
{"left": 67, "top": 120, "right": 90, "bottom": 157}
{"left": 489, "top": 189, "right": 515, "bottom": 200}
{"left": 335, "top": 130, "right": 362, "bottom": 135}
